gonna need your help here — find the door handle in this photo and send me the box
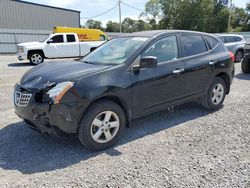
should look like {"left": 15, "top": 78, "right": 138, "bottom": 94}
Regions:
{"left": 209, "top": 61, "right": 215, "bottom": 65}
{"left": 173, "top": 68, "right": 184, "bottom": 74}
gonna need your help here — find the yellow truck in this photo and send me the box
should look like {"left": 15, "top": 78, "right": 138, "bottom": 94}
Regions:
{"left": 53, "top": 27, "right": 109, "bottom": 42}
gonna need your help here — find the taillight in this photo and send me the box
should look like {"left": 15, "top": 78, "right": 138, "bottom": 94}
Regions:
{"left": 229, "top": 51, "right": 235, "bottom": 62}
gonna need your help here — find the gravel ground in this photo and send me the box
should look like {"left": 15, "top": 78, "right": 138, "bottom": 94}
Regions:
{"left": 0, "top": 55, "right": 249, "bottom": 188}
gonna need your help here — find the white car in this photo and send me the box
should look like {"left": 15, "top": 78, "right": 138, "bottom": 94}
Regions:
{"left": 217, "top": 34, "right": 246, "bottom": 62}
{"left": 17, "top": 33, "right": 105, "bottom": 65}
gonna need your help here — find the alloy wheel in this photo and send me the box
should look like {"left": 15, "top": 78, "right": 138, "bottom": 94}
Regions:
{"left": 90, "top": 111, "right": 120, "bottom": 143}
{"left": 31, "top": 54, "right": 43, "bottom": 64}
{"left": 211, "top": 83, "right": 224, "bottom": 105}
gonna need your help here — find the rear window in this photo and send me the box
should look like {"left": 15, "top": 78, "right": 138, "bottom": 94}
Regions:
{"left": 205, "top": 36, "right": 219, "bottom": 49}
{"left": 67, "top": 35, "right": 76, "bottom": 42}
{"left": 181, "top": 35, "right": 207, "bottom": 57}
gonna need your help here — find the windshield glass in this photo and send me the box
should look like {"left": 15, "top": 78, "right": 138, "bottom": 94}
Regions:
{"left": 81, "top": 37, "right": 148, "bottom": 65}
{"left": 39, "top": 35, "right": 50, "bottom": 42}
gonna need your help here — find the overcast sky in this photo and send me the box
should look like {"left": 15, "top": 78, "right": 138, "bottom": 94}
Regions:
{"left": 25, "top": 0, "right": 249, "bottom": 26}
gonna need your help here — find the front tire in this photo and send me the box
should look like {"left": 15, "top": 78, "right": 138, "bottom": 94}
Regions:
{"left": 201, "top": 77, "right": 227, "bottom": 111}
{"left": 78, "top": 100, "right": 126, "bottom": 151}
{"left": 29, "top": 52, "right": 44, "bottom": 65}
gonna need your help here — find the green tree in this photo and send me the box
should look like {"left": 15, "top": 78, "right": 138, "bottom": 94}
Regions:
{"left": 231, "top": 7, "right": 247, "bottom": 30}
{"left": 84, "top": 19, "right": 103, "bottom": 30}
{"left": 106, "top": 21, "right": 120, "bottom": 32}
{"left": 135, "top": 19, "right": 148, "bottom": 31}
{"left": 242, "top": 3, "right": 250, "bottom": 31}
{"left": 122, "top": 17, "right": 136, "bottom": 33}
{"left": 143, "top": 0, "right": 230, "bottom": 33}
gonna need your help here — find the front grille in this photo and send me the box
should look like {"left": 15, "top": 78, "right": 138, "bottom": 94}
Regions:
{"left": 14, "top": 91, "right": 32, "bottom": 107}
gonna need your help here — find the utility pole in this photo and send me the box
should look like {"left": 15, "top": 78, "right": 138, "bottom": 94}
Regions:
{"left": 227, "top": 0, "right": 232, "bottom": 32}
{"left": 118, "top": 0, "right": 122, "bottom": 33}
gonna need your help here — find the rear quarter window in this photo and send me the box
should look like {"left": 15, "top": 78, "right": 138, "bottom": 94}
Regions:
{"left": 205, "top": 36, "right": 219, "bottom": 49}
{"left": 234, "top": 36, "right": 243, "bottom": 42}
{"left": 181, "top": 35, "right": 207, "bottom": 57}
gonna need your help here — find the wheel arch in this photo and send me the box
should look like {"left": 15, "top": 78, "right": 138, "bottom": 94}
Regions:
{"left": 215, "top": 72, "right": 230, "bottom": 94}
{"left": 78, "top": 95, "right": 131, "bottom": 129}
{"left": 27, "top": 49, "right": 45, "bottom": 59}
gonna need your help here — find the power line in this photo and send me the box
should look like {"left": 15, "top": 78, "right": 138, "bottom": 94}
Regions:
{"left": 120, "top": 1, "right": 145, "bottom": 12}
{"left": 80, "top": 3, "right": 118, "bottom": 19}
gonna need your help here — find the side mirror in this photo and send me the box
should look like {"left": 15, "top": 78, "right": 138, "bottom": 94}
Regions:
{"left": 132, "top": 56, "right": 157, "bottom": 72}
{"left": 47, "top": 39, "right": 53, "bottom": 44}
{"left": 140, "top": 56, "right": 157, "bottom": 68}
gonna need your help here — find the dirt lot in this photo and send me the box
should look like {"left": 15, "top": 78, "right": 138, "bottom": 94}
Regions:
{"left": 0, "top": 55, "right": 249, "bottom": 188}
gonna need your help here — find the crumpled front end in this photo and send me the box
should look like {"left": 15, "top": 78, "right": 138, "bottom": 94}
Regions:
{"left": 14, "top": 83, "right": 87, "bottom": 137}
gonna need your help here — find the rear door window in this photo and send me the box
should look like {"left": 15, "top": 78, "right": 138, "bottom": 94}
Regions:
{"left": 50, "top": 35, "right": 64, "bottom": 43}
{"left": 66, "top": 35, "right": 76, "bottom": 42}
{"left": 181, "top": 35, "right": 207, "bottom": 57}
{"left": 225, "top": 36, "right": 236, "bottom": 43}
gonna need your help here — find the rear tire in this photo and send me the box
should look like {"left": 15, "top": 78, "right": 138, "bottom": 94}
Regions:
{"left": 78, "top": 100, "right": 126, "bottom": 151}
{"left": 29, "top": 52, "right": 44, "bottom": 65}
{"left": 200, "top": 77, "right": 226, "bottom": 111}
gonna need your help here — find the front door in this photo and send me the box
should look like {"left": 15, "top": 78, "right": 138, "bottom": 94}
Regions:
{"left": 130, "top": 35, "right": 186, "bottom": 117}
{"left": 44, "top": 34, "right": 66, "bottom": 58}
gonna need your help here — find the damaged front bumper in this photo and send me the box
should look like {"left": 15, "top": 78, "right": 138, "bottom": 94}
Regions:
{"left": 14, "top": 84, "right": 84, "bottom": 137}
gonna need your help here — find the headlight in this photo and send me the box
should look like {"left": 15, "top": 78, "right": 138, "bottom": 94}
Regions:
{"left": 46, "top": 81, "right": 74, "bottom": 104}
{"left": 18, "top": 46, "right": 24, "bottom": 53}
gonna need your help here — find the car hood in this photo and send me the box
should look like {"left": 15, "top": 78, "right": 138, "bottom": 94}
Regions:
{"left": 20, "top": 60, "right": 111, "bottom": 90}
{"left": 18, "top": 42, "right": 43, "bottom": 47}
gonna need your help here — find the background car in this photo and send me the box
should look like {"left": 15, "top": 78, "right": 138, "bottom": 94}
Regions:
{"left": 241, "top": 43, "right": 250, "bottom": 73}
{"left": 217, "top": 34, "right": 246, "bottom": 62}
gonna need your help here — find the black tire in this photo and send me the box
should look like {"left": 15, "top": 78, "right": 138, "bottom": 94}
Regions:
{"left": 235, "top": 50, "right": 244, "bottom": 62}
{"left": 28, "top": 52, "right": 44, "bottom": 65}
{"left": 241, "top": 62, "right": 250, "bottom": 73}
{"left": 78, "top": 100, "right": 126, "bottom": 151}
{"left": 200, "top": 77, "right": 227, "bottom": 111}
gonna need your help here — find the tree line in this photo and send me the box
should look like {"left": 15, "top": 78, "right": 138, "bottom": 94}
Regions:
{"left": 83, "top": 0, "right": 250, "bottom": 33}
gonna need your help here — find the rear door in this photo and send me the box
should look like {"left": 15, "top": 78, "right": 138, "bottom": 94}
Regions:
{"left": 180, "top": 34, "right": 217, "bottom": 98}
{"left": 63, "top": 34, "right": 80, "bottom": 57}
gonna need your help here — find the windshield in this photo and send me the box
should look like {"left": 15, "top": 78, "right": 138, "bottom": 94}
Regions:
{"left": 81, "top": 37, "right": 148, "bottom": 65}
{"left": 39, "top": 35, "right": 50, "bottom": 42}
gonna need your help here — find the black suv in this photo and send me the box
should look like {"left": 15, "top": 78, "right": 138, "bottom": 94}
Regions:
{"left": 242, "top": 43, "right": 250, "bottom": 73}
{"left": 14, "top": 30, "right": 235, "bottom": 150}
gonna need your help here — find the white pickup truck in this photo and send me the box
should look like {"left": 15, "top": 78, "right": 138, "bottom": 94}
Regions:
{"left": 17, "top": 33, "right": 105, "bottom": 65}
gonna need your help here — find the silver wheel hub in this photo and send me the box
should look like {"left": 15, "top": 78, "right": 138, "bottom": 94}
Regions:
{"left": 31, "top": 54, "right": 42, "bottom": 64}
{"left": 90, "top": 111, "right": 120, "bottom": 143}
{"left": 211, "top": 83, "right": 224, "bottom": 105}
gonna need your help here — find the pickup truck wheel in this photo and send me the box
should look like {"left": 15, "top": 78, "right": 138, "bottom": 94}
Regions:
{"left": 241, "top": 61, "right": 250, "bottom": 73}
{"left": 200, "top": 77, "right": 226, "bottom": 111}
{"left": 29, "top": 52, "right": 44, "bottom": 65}
{"left": 78, "top": 100, "right": 126, "bottom": 151}
{"left": 235, "top": 50, "right": 244, "bottom": 62}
